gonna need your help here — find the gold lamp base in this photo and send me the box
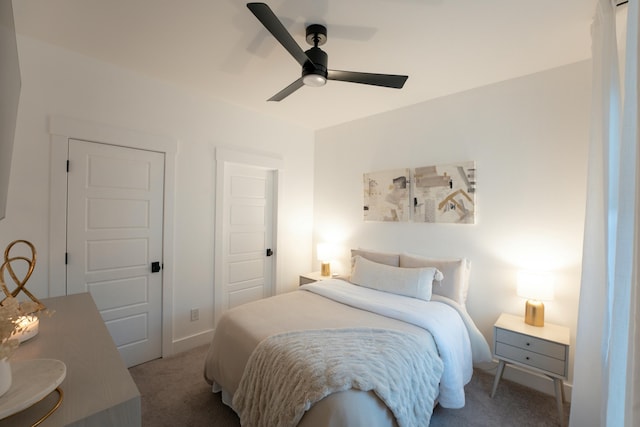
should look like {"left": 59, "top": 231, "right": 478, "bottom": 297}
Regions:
{"left": 524, "top": 300, "right": 545, "bottom": 326}
{"left": 321, "top": 262, "right": 331, "bottom": 277}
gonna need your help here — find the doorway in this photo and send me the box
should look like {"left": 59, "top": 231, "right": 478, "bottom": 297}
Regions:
{"left": 48, "top": 116, "right": 177, "bottom": 365}
{"left": 214, "top": 148, "right": 282, "bottom": 324}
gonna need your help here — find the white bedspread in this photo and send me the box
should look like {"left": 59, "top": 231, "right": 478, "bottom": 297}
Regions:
{"left": 301, "top": 279, "right": 488, "bottom": 408}
{"left": 233, "top": 328, "right": 443, "bottom": 427}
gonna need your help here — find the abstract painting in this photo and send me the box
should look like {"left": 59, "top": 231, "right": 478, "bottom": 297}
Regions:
{"left": 412, "top": 161, "right": 476, "bottom": 224}
{"left": 363, "top": 168, "right": 410, "bottom": 222}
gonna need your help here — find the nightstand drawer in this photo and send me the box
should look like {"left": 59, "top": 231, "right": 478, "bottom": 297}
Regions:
{"left": 495, "top": 342, "right": 566, "bottom": 376}
{"left": 496, "top": 328, "right": 566, "bottom": 360}
{"left": 299, "top": 275, "right": 317, "bottom": 285}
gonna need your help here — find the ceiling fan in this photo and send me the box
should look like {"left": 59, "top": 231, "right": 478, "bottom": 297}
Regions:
{"left": 247, "top": 2, "right": 409, "bottom": 101}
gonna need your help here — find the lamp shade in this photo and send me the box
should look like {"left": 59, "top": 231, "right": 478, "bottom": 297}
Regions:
{"left": 516, "top": 270, "right": 555, "bottom": 301}
{"left": 316, "top": 243, "right": 335, "bottom": 262}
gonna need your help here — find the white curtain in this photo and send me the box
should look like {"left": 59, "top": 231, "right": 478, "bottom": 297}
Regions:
{"left": 570, "top": 1, "right": 639, "bottom": 426}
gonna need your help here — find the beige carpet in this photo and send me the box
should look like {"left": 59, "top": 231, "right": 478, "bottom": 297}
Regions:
{"left": 129, "top": 344, "right": 570, "bottom": 426}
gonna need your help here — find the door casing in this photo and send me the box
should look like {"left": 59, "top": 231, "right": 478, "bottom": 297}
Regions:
{"left": 48, "top": 116, "right": 178, "bottom": 357}
{"left": 214, "top": 147, "right": 283, "bottom": 325}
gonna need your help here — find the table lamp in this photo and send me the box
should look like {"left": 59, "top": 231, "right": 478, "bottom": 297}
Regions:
{"left": 516, "top": 270, "right": 555, "bottom": 326}
{"left": 317, "top": 243, "right": 334, "bottom": 277}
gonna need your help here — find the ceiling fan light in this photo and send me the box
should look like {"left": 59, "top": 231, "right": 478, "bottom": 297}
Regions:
{"left": 302, "top": 74, "right": 327, "bottom": 87}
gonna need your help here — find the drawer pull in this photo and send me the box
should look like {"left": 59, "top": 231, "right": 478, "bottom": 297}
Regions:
{"left": 526, "top": 342, "right": 531, "bottom": 346}
{"left": 526, "top": 356, "right": 530, "bottom": 360}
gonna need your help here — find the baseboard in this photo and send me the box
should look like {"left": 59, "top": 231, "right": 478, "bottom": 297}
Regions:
{"left": 170, "top": 329, "right": 215, "bottom": 355}
{"left": 480, "top": 362, "right": 573, "bottom": 402}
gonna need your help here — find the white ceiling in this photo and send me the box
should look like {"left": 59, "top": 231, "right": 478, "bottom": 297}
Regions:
{"left": 12, "top": 0, "right": 598, "bottom": 130}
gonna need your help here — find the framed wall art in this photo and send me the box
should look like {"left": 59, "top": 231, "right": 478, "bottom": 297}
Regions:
{"left": 363, "top": 161, "right": 476, "bottom": 224}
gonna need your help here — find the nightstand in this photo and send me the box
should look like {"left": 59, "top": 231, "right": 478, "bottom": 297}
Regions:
{"left": 491, "top": 313, "right": 570, "bottom": 421}
{"left": 299, "top": 271, "right": 334, "bottom": 285}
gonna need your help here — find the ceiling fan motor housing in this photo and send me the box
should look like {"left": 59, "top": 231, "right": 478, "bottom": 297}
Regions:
{"left": 302, "top": 46, "right": 328, "bottom": 81}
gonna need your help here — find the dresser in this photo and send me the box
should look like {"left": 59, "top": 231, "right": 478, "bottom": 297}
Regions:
{"left": 491, "top": 313, "right": 569, "bottom": 421}
{"left": 0, "top": 293, "right": 141, "bottom": 426}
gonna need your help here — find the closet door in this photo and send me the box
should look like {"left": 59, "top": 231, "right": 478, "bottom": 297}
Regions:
{"left": 66, "top": 139, "right": 164, "bottom": 367}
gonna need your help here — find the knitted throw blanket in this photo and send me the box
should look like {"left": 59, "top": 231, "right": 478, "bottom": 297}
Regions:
{"left": 232, "top": 328, "right": 444, "bottom": 427}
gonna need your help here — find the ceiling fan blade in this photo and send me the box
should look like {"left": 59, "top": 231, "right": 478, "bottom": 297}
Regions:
{"left": 247, "top": 3, "right": 312, "bottom": 68}
{"left": 327, "top": 70, "right": 408, "bottom": 89}
{"left": 268, "top": 77, "right": 305, "bottom": 102}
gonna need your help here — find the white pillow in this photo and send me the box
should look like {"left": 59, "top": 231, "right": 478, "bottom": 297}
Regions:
{"left": 399, "top": 253, "right": 471, "bottom": 307}
{"left": 350, "top": 248, "right": 400, "bottom": 267}
{"left": 350, "top": 255, "right": 443, "bottom": 301}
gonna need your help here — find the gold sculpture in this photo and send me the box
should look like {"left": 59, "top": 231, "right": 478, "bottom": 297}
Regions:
{"left": 0, "top": 240, "right": 45, "bottom": 312}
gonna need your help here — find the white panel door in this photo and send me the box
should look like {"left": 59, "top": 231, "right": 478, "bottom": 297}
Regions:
{"left": 222, "top": 164, "right": 275, "bottom": 311}
{"left": 66, "top": 139, "right": 164, "bottom": 367}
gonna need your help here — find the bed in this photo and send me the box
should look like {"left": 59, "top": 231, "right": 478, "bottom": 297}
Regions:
{"left": 204, "top": 250, "right": 492, "bottom": 427}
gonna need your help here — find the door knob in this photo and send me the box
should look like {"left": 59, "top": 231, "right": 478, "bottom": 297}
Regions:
{"left": 266, "top": 248, "right": 273, "bottom": 257}
{"left": 151, "top": 261, "right": 162, "bottom": 273}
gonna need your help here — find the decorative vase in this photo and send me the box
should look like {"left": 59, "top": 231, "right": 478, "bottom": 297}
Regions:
{"left": 0, "top": 357, "right": 11, "bottom": 397}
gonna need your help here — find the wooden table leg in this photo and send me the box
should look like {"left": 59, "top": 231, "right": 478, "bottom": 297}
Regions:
{"left": 490, "top": 360, "right": 506, "bottom": 398}
{"left": 553, "top": 378, "right": 564, "bottom": 423}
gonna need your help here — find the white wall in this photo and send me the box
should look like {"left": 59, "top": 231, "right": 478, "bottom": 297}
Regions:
{"left": 0, "top": 35, "right": 315, "bottom": 353}
{"left": 314, "top": 61, "right": 591, "bottom": 393}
